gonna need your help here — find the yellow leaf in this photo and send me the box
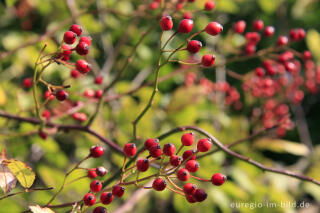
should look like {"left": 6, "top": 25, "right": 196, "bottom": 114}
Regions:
{"left": 0, "top": 86, "right": 6, "bottom": 106}
{"left": 29, "top": 205, "right": 55, "bottom": 213}
{"left": 3, "top": 159, "right": 35, "bottom": 189}
{"left": 0, "top": 149, "right": 17, "bottom": 193}
{"left": 306, "top": 29, "right": 320, "bottom": 61}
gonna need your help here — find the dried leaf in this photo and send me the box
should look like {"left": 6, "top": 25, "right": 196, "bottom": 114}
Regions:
{"left": 3, "top": 159, "right": 35, "bottom": 189}
{"left": 0, "top": 149, "right": 17, "bottom": 194}
{"left": 29, "top": 205, "right": 55, "bottom": 213}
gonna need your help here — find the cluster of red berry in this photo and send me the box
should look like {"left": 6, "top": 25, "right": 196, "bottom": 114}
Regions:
{"left": 149, "top": 0, "right": 215, "bottom": 12}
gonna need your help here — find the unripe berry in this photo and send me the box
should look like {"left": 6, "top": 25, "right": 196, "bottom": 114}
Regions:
{"left": 90, "top": 180, "right": 102, "bottom": 193}
{"left": 79, "top": 36, "right": 92, "bottom": 46}
{"left": 83, "top": 193, "right": 96, "bottom": 206}
{"left": 84, "top": 89, "right": 95, "bottom": 98}
{"left": 178, "top": 19, "right": 194, "bottom": 33}
{"left": 182, "top": 150, "right": 196, "bottom": 161}
{"left": 193, "top": 189, "right": 207, "bottom": 202}
{"left": 95, "top": 90, "right": 103, "bottom": 99}
{"left": 277, "top": 36, "right": 288, "bottom": 46}
{"left": 90, "top": 146, "right": 104, "bottom": 158}
{"left": 63, "top": 31, "right": 77, "bottom": 44}
{"left": 76, "top": 59, "right": 91, "bottom": 74}
{"left": 149, "top": 144, "right": 162, "bottom": 158}
{"left": 234, "top": 20, "right": 246, "bottom": 34}
{"left": 71, "top": 69, "right": 80, "bottom": 78}
{"left": 187, "top": 40, "right": 202, "bottom": 54}
{"left": 177, "top": 168, "right": 190, "bottom": 181}
{"left": 76, "top": 42, "right": 89, "bottom": 55}
{"left": 96, "top": 166, "right": 107, "bottom": 177}
{"left": 95, "top": 76, "right": 103, "bottom": 84}
{"left": 92, "top": 206, "right": 107, "bottom": 213}
{"left": 170, "top": 155, "right": 182, "bottom": 167}
{"left": 112, "top": 185, "right": 125, "bottom": 197}
{"left": 183, "top": 183, "right": 197, "bottom": 195}
{"left": 160, "top": 16, "right": 173, "bottom": 31}
{"left": 186, "top": 194, "right": 197, "bottom": 203}
{"left": 100, "top": 192, "right": 113, "bottom": 205}
{"left": 69, "top": 24, "right": 82, "bottom": 36}
{"left": 93, "top": 206, "right": 107, "bottom": 213}
{"left": 181, "top": 132, "right": 195, "bottom": 146}
{"left": 197, "top": 138, "right": 212, "bottom": 152}
{"left": 163, "top": 143, "right": 176, "bottom": 156}
{"left": 185, "top": 160, "right": 200, "bottom": 173}
{"left": 211, "top": 173, "right": 227, "bottom": 186}
{"left": 123, "top": 143, "right": 137, "bottom": 157}
{"left": 22, "top": 78, "right": 32, "bottom": 89}
{"left": 264, "top": 26, "right": 275, "bottom": 37}
{"left": 201, "top": 54, "right": 216, "bottom": 67}
{"left": 88, "top": 168, "right": 98, "bottom": 179}
{"left": 253, "top": 19, "right": 264, "bottom": 31}
{"left": 136, "top": 158, "right": 150, "bottom": 172}
{"left": 55, "top": 90, "right": 68, "bottom": 101}
{"left": 204, "top": 1, "right": 215, "bottom": 11}
{"left": 152, "top": 178, "right": 166, "bottom": 191}
{"left": 41, "top": 110, "right": 51, "bottom": 120}
{"left": 144, "top": 138, "right": 159, "bottom": 150}
{"left": 205, "top": 22, "right": 223, "bottom": 36}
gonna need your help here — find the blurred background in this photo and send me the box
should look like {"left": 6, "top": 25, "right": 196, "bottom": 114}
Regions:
{"left": 0, "top": 0, "right": 320, "bottom": 212}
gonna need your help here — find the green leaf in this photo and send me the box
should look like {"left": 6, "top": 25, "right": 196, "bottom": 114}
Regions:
{"left": 3, "top": 159, "right": 35, "bottom": 189}
{"left": 258, "top": 0, "right": 283, "bottom": 14}
{"left": 5, "top": 0, "right": 17, "bottom": 7}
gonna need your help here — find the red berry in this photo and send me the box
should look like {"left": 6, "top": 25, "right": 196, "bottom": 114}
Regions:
{"left": 41, "top": 110, "right": 51, "bottom": 120}
{"left": 178, "top": 19, "right": 194, "bottom": 33}
{"left": 205, "top": 22, "right": 223, "bottom": 36}
{"left": 90, "top": 145, "right": 104, "bottom": 158}
{"left": 22, "top": 78, "right": 32, "bottom": 88}
{"left": 170, "top": 155, "right": 182, "bottom": 167}
{"left": 149, "top": 1, "right": 159, "bottom": 10}
{"left": 182, "top": 150, "right": 196, "bottom": 161}
{"left": 176, "top": 3, "right": 183, "bottom": 11}
{"left": 71, "top": 69, "right": 80, "bottom": 78}
{"left": 76, "top": 42, "right": 89, "bottom": 55}
{"left": 193, "top": 189, "right": 207, "bottom": 202}
{"left": 93, "top": 206, "right": 107, "bottom": 213}
{"left": 183, "top": 12, "right": 193, "bottom": 19}
{"left": 112, "top": 185, "right": 125, "bottom": 197}
{"left": 303, "top": 50, "right": 312, "bottom": 60}
{"left": 187, "top": 40, "right": 202, "bottom": 54}
{"left": 204, "top": 1, "right": 215, "bottom": 11}
{"left": 38, "top": 131, "right": 47, "bottom": 140}
{"left": 79, "top": 36, "right": 92, "bottom": 46}
{"left": 84, "top": 89, "right": 95, "bottom": 98}
{"left": 160, "top": 16, "right": 173, "bottom": 31}
{"left": 123, "top": 143, "right": 137, "bottom": 157}
{"left": 95, "top": 90, "right": 103, "bottom": 99}
{"left": 63, "top": 31, "right": 77, "bottom": 44}
{"left": 186, "top": 194, "right": 197, "bottom": 203}
{"left": 144, "top": 138, "right": 159, "bottom": 150}
{"left": 245, "top": 43, "right": 256, "bottom": 55}
{"left": 58, "top": 44, "right": 72, "bottom": 61}
{"left": 83, "top": 193, "right": 96, "bottom": 206}
{"left": 163, "top": 143, "right": 176, "bottom": 156}
{"left": 95, "top": 76, "right": 103, "bottom": 84}
{"left": 149, "top": 144, "right": 162, "bottom": 158}
{"left": 211, "top": 173, "right": 227, "bottom": 186}
{"left": 255, "top": 67, "right": 265, "bottom": 77}
{"left": 152, "top": 178, "right": 166, "bottom": 191}
{"left": 234, "top": 20, "right": 246, "bottom": 34}
{"left": 201, "top": 54, "right": 216, "bottom": 67}
{"left": 55, "top": 90, "right": 68, "bottom": 101}
{"left": 88, "top": 168, "right": 98, "bottom": 179}
{"left": 44, "top": 91, "right": 54, "bottom": 100}
{"left": 69, "top": 24, "right": 82, "bottom": 36}
{"left": 185, "top": 160, "right": 199, "bottom": 173}
{"left": 96, "top": 166, "right": 107, "bottom": 176}
{"left": 197, "top": 138, "right": 212, "bottom": 152}
{"left": 72, "top": 112, "right": 87, "bottom": 122}
{"left": 136, "top": 158, "right": 150, "bottom": 172}
{"left": 100, "top": 192, "right": 113, "bottom": 205}
{"left": 181, "top": 133, "right": 194, "bottom": 146}
{"left": 277, "top": 36, "right": 288, "bottom": 46}
{"left": 183, "top": 183, "right": 197, "bottom": 195}
{"left": 76, "top": 59, "right": 91, "bottom": 74}
{"left": 177, "top": 168, "right": 190, "bottom": 181}
{"left": 298, "top": 28, "right": 306, "bottom": 40}
{"left": 245, "top": 32, "right": 260, "bottom": 44}
{"left": 264, "top": 26, "right": 275, "bottom": 37}
{"left": 253, "top": 19, "right": 264, "bottom": 31}
{"left": 90, "top": 180, "right": 102, "bottom": 193}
